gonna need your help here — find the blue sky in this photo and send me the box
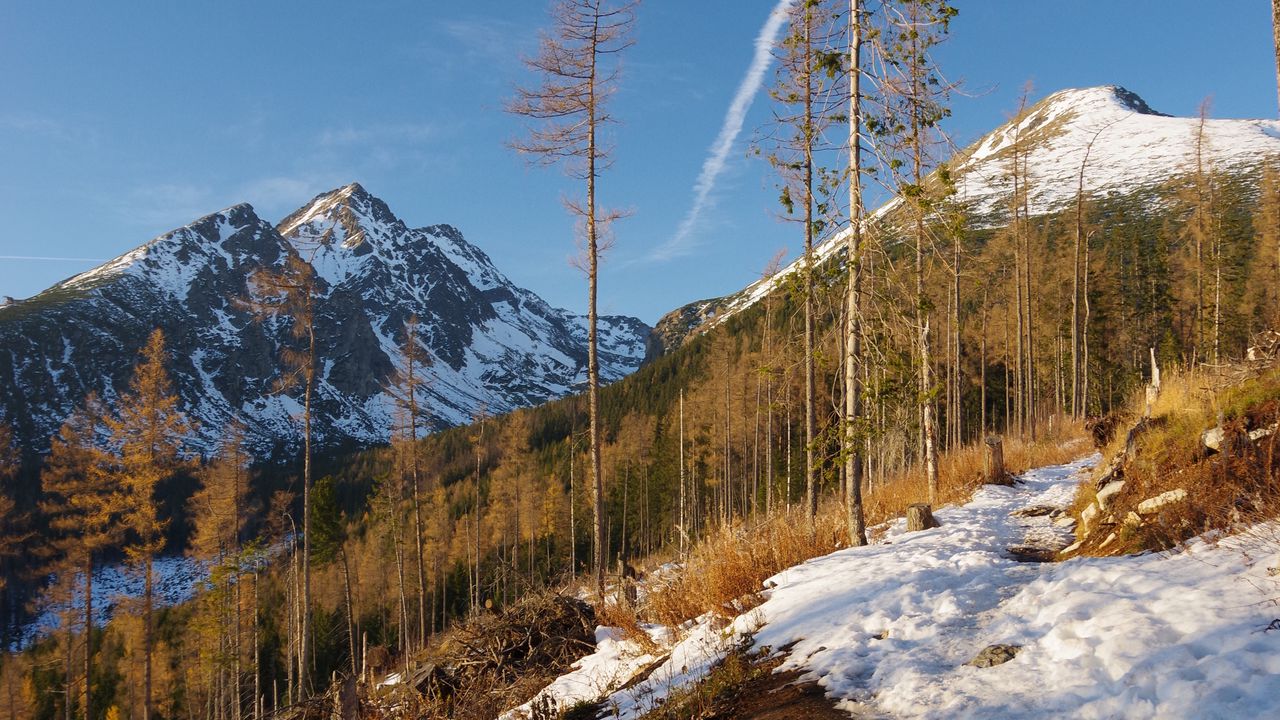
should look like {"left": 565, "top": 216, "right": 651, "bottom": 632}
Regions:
{"left": 0, "top": 0, "right": 1276, "bottom": 324}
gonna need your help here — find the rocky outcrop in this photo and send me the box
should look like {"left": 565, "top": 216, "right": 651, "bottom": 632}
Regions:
{"left": 1136, "top": 489, "right": 1188, "bottom": 516}
{"left": 966, "top": 644, "right": 1021, "bottom": 668}
{"left": 1096, "top": 481, "right": 1126, "bottom": 511}
{"left": 1202, "top": 424, "right": 1277, "bottom": 454}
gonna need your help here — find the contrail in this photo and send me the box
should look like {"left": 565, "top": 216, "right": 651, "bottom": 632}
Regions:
{"left": 650, "top": 0, "right": 796, "bottom": 262}
{"left": 0, "top": 255, "right": 105, "bottom": 262}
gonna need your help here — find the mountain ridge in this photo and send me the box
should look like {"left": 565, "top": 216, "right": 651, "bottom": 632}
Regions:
{"left": 0, "top": 185, "right": 651, "bottom": 454}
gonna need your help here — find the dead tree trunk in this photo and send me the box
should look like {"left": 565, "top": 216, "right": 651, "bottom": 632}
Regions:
{"left": 844, "top": 0, "right": 867, "bottom": 546}
{"left": 984, "top": 436, "right": 1011, "bottom": 485}
{"left": 1273, "top": 0, "right": 1280, "bottom": 115}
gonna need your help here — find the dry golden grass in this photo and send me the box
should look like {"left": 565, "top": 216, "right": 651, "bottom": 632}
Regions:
{"left": 638, "top": 421, "right": 1089, "bottom": 629}
{"left": 1070, "top": 366, "right": 1218, "bottom": 541}
{"left": 644, "top": 508, "right": 845, "bottom": 627}
{"left": 595, "top": 597, "right": 663, "bottom": 654}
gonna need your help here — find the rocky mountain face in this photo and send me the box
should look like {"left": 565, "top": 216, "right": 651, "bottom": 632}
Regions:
{"left": 0, "top": 183, "right": 651, "bottom": 453}
{"left": 654, "top": 85, "right": 1280, "bottom": 351}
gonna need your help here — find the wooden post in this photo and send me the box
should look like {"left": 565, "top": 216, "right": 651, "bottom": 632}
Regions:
{"left": 906, "top": 503, "right": 939, "bottom": 531}
{"left": 1144, "top": 347, "right": 1161, "bottom": 417}
{"left": 984, "top": 436, "right": 1011, "bottom": 485}
{"left": 337, "top": 675, "right": 358, "bottom": 720}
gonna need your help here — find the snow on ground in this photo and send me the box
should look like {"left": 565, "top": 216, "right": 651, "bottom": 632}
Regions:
{"left": 499, "top": 627, "right": 670, "bottom": 719}
{"left": 508, "top": 455, "right": 1280, "bottom": 719}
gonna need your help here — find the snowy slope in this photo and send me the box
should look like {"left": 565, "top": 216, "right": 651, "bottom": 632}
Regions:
{"left": 507, "top": 456, "right": 1280, "bottom": 719}
{"left": 0, "top": 183, "right": 651, "bottom": 452}
{"left": 657, "top": 85, "right": 1280, "bottom": 346}
{"left": 955, "top": 85, "right": 1280, "bottom": 218}
{"left": 20, "top": 556, "right": 210, "bottom": 647}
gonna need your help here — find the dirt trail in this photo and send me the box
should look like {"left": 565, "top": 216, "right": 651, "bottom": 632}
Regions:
{"left": 699, "top": 654, "right": 879, "bottom": 720}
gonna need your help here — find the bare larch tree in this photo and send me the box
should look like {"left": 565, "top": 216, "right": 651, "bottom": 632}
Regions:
{"left": 507, "top": 0, "right": 638, "bottom": 599}
{"left": 245, "top": 252, "right": 320, "bottom": 698}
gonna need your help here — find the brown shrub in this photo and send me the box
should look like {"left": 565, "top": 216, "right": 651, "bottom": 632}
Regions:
{"left": 595, "top": 597, "right": 661, "bottom": 655}
{"left": 645, "top": 509, "right": 842, "bottom": 627}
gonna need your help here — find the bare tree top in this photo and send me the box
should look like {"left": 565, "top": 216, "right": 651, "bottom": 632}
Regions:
{"left": 506, "top": 0, "right": 639, "bottom": 179}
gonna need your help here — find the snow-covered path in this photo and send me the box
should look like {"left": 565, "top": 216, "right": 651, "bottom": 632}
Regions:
{"left": 508, "top": 456, "right": 1280, "bottom": 719}
{"left": 749, "top": 456, "right": 1092, "bottom": 716}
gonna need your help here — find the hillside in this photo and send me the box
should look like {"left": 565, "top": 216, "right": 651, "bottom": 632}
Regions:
{"left": 9, "top": 1, "right": 1280, "bottom": 718}
{"left": 8, "top": 79, "right": 1280, "bottom": 720}
{"left": 492, "top": 350, "right": 1280, "bottom": 718}
{"left": 655, "top": 85, "right": 1280, "bottom": 349}
{"left": 23, "top": 73, "right": 1277, "bottom": 669}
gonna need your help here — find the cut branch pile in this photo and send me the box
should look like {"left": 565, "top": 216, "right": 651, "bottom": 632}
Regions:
{"left": 403, "top": 592, "right": 597, "bottom": 719}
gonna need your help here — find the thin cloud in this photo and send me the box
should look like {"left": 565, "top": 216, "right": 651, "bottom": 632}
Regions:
{"left": 404, "top": 16, "right": 529, "bottom": 75}
{"left": 441, "top": 18, "right": 523, "bottom": 62}
{"left": 115, "top": 183, "right": 215, "bottom": 228}
{"left": 649, "top": 0, "right": 796, "bottom": 262}
{"left": 0, "top": 114, "right": 100, "bottom": 146}
{"left": 317, "top": 122, "right": 437, "bottom": 147}
{"left": 111, "top": 174, "right": 346, "bottom": 234}
{"left": 237, "top": 175, "right": 346, "bottom": 218}
{"left": 0, "top": 255, "right": 106, "bottom": 262}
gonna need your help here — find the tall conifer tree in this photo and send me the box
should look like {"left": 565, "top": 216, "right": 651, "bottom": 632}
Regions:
{"left": 386, "top": 316, "right": 431, "bottom": 649}
{"left": 844, "top": 0, "right": 868, "bottom": 546}
{"left": 871, "top": 0, "right": 957, "bottom": 503}
{"left": 108, "top": 330, "right": 192, "bottom": 720}
{"left": 41, "top": 397, "right": 116, "bottom": 720}
{"left": 246, "top": 252, "right": 319, "bottom": 695}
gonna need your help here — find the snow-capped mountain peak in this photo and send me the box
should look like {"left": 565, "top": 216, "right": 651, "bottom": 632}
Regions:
{"left": 55, "top": 204, "right": 278, "bottom": 299}
{"left": 955, "top": 84, "right": 1280, "bottom": 218}
{"left": 279, "top": 183, "right": 397, "bottom": 245}
{"left": 0, "top": 185, "right": 651, "bottom": 453}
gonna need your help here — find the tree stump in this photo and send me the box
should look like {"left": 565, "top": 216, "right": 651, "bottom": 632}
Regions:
{"left": 984, "top": 435, "right": 1011, "bottom": 485}
{"left": 336, "top": 674, "right": 359, "bottom": 720}
{"left": 906, "top": 503, "right": 939, "bottom": 531}
{"left": 618, "top": 560, "right": 638, "bottom": 607}
{"left": 1143, "top": 347, "right": 1161, "bottom": 417}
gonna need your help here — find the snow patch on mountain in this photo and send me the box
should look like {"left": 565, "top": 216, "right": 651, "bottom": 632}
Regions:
{"left": 20, "top": 556, "right": 210, "bottom": 647}
{"left": 956, "top": 85, "right": 1280, "bottom": 218}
